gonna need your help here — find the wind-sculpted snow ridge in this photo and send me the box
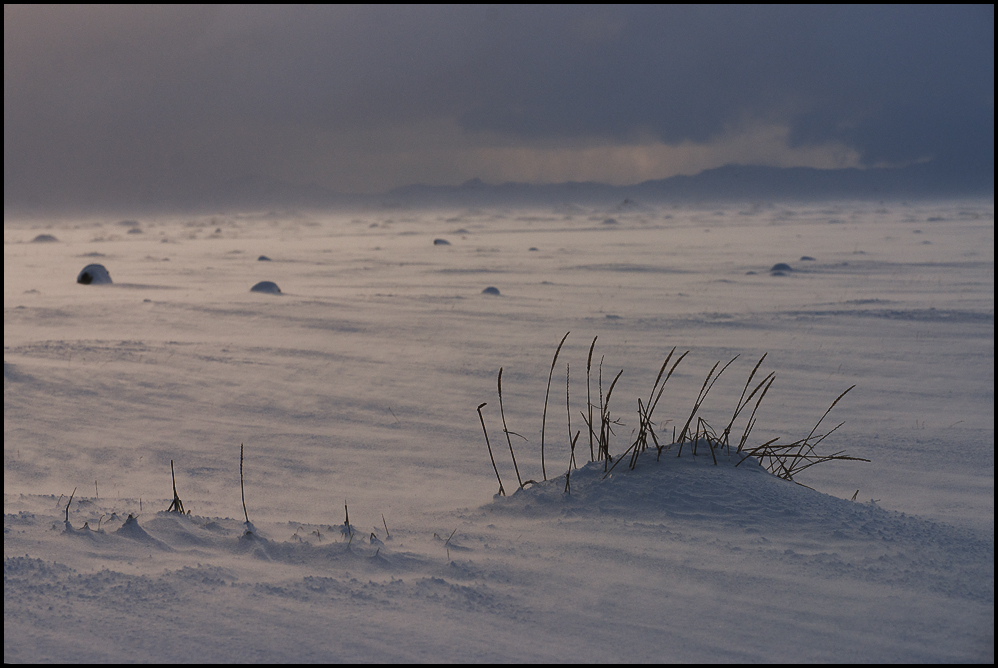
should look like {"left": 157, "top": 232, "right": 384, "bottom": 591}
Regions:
{"left": 481, "top": 451, "right": 993, "bottom": 605}
{"left": 47, "top": 506, "right": 433, "bottom": 572}
{"left": 4, "top": 498, "right": 531, "bottom": 662}
{"left": 5, "top": 447, "right": 993, "bottom": 662}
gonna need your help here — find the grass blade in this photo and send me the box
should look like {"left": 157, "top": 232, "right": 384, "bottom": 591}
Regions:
{"left": 477, "top": 402, "right": 506, "bottom": 496}
{"left": 540, "top": 331, "right": 570, "bottom": 481}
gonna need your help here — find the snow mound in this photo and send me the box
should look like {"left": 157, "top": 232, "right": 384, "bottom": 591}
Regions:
{"left": 481, "top": 286, "right": 501, "bottom": 295}
{"left": 250, "top": 280, "right": 281, "bottom": 294}
{"left": 142, "top": 512, "right": 232, "bottom": 548}
{"left": 114, "top": 514, "right": 174, "bottom": 551}
{"left": 487, "top": 452, "right": 778, "bottom": 520}
{"left": 481, "top": 452, "right": 992, "bottom": 602}
{"left": 77, "top": 263, "right": 112, "bottom": 284}
{"left": 486, "top": 451, "right": 986, "bottom": 553}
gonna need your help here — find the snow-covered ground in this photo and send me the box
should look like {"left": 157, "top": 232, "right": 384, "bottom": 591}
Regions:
{"left": 4, "top": 200, "right": 994, "bottom": 662}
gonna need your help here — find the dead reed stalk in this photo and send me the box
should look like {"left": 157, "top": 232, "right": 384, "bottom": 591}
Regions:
{"left": 540, "top": 332, "right": 570, "bottom": 480}
{"left": 479, "top": 338, "right": 865, "bottom": 491}
{"left": 599, "top": 367, "right": 624, "bottom": 470}
{"left": 720, "top": 354, "right": 771, "bottom": 449}
{"left": 737, "top": 374, "right": 776, "bottom": 452}
{"left": 240, "top": 443, "right": 251, "bottom": 525}
{"left": 566, "top": 362, "right": 578, "bottom": 471}
{"left": 736, "top": 386, "right": 867, "bottom": 482}
{"left": 676, "top": 356, "right": 738, "bottom": 452}
{"left": 166, "top": 460, "right": 185, "bottom": 513}
{"left": 65, "top": 487, "right": 77, "bottom": 523}
{"left": 586, "top": 336, "right": 597, "bottom": 461}
{"left": 498, "top": 368, "right": 523, "bottom": 488}
{"left": 477, "top": 402, "right": 506, "bottom": 496}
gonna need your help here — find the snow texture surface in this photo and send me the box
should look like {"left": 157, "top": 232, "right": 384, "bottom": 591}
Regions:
{"left": 4, "top": 201, "right": 994, "bottom": 662}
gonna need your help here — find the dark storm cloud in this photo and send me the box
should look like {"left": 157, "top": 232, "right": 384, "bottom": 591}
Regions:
{"left": 456, "top": 5, "right": 994, "bottom": 166}
{"left": 4, "top": 5, "right": 993, "bottom": 209}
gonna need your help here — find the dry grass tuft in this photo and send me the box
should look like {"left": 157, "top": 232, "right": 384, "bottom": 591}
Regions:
{"left": 478, "top": 334, "right": 867, "bottom": 491}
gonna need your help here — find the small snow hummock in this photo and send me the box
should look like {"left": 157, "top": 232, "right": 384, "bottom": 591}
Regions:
{"left": 77, "top": 263, "right": 113, "bottom": 284}
{"left": 250, "top": 281, "right": 282, "bottom": 294}
{"left": 481, "top": 286, "right": 501, "bottom": 295}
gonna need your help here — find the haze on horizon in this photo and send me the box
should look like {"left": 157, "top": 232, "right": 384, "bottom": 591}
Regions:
{"left": 4, "top": 5, "right": 994, "bottom": 213}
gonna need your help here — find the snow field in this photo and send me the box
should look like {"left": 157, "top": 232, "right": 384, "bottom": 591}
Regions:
{"left": 5, "top": 201, "right": 994, "bottom": 661}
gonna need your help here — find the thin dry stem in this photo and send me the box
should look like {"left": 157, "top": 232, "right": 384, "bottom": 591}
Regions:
{"left": 498, "top": 368, "right": 523, "bottom": 488}
{"left": 65, "top": 487, "right": 77, "bottom": 523}
{"left": 167, "top": 460, "right": 185, "bottom": 513}
{"left": 586, "top": 336, "right": 597, "bottom": 461}
{"left": 477, "top": 402, "right": 506, "bottom": 496}
{"left": 678, "top": 357, "right": 739, "bottom": 450}
{"left": 541, "top": 332, "right": 570, "bottom": 481}
{"left": 240, "top": 444, "right": 250, "bottom": 525}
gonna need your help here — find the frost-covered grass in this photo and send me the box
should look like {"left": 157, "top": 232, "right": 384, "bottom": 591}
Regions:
{"left": 4, "top": 200, "right": 994, "bottom": 662}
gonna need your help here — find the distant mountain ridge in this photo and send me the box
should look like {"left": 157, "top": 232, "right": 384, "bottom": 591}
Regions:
{"left": 383, "top": 161, "right": 994, "bottom": 207}
{"left": 5, "top": 160, "right": 991, "bottom": 216}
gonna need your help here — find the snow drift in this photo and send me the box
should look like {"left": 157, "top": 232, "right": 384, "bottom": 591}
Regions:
{"left": 76, "top": 263, "right": 112, "bottom": 284}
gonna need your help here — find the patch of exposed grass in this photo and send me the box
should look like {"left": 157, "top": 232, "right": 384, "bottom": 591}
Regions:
{"left": 478, "top": 333, "right": 867, "bottom": 492}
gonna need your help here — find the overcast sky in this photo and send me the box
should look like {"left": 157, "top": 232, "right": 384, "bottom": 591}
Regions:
{"left": 4, "top": 5, "right": 993, "bottom": 209}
